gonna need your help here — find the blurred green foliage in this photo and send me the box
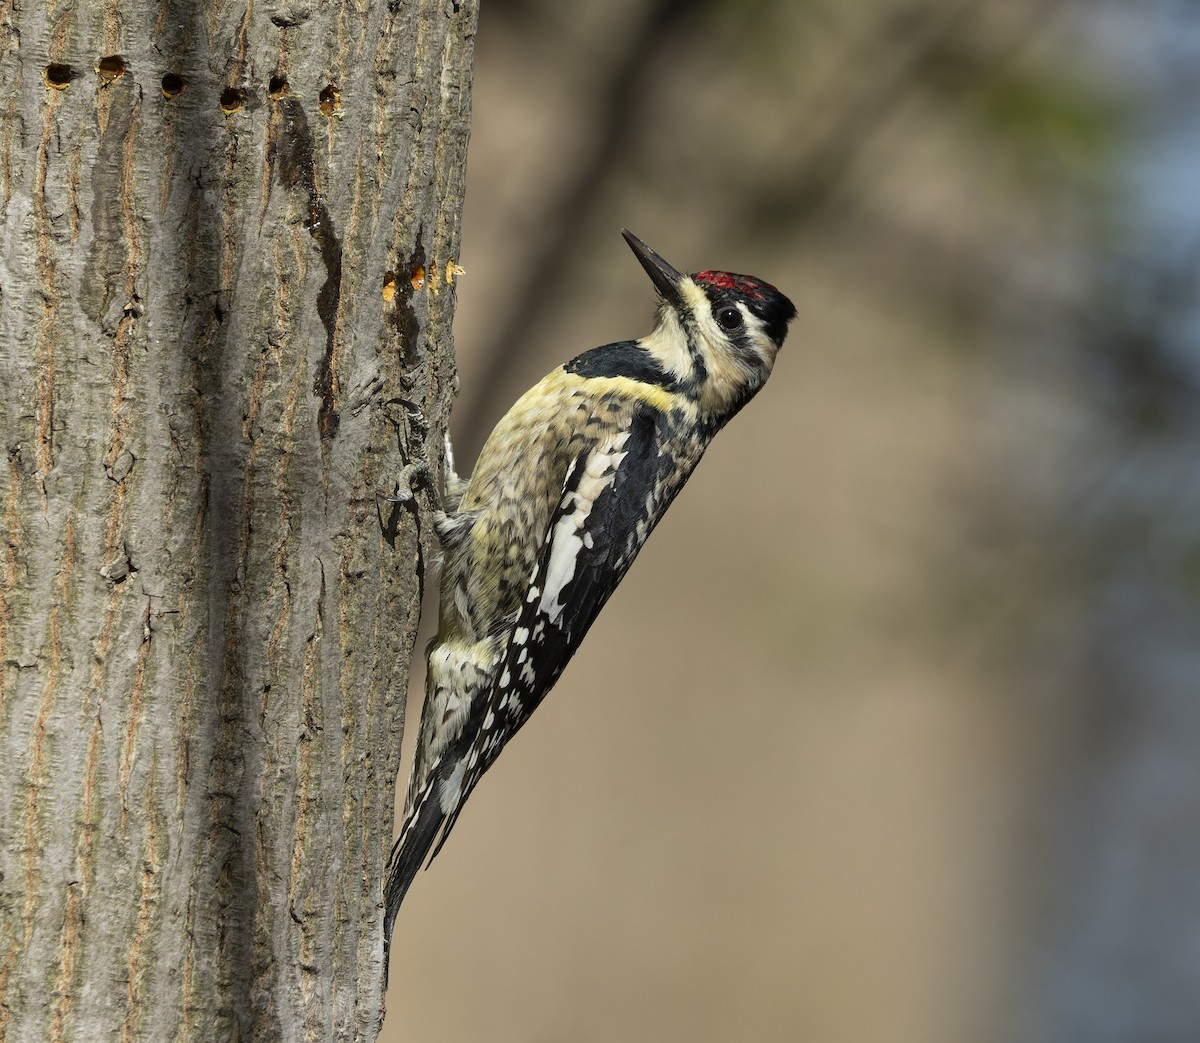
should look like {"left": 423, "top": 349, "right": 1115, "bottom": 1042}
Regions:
{"left": 925, "top": 41, "right": 1123, "bottom": 172}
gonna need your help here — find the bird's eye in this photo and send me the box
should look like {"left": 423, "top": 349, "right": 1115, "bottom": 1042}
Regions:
{"left": 716, "top": 306, "right": 743, "bottom": 331}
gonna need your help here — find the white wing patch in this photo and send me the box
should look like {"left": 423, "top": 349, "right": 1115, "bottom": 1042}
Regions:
{"left": 539, "top": 432, "right": 631, "bottom": 624}
{"left": 440, "top": 758, "right": 466, "bottom": 814}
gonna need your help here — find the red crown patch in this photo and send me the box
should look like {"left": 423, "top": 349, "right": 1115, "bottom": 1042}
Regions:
{"left": 692, "top": 270, "right": 773, "bottom": 301}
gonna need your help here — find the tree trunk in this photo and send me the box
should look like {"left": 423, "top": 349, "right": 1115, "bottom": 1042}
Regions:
{"left": 0, "top": 1, "right": 476, "bottom": 1039}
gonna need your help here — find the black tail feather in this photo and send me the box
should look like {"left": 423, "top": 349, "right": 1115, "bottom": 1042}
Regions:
{"left": 383, "top": 778, "right": 447, "bottom": 959}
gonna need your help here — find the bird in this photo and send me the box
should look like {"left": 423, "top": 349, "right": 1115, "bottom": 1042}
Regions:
{"left": 384, "top": 229, "right": 795, "bottom": 948}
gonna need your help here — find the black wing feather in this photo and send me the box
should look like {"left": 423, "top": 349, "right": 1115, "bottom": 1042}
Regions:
{"left": 435, "top": 407, "right": 690, "bottom": 849}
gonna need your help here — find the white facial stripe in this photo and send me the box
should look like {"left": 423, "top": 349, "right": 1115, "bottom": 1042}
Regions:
{"left": 638, "top": 306, "right": 695, "bottom": 382}
{"left": 739, "top": 305, "right": 770, "bottom": 359}
{"left": 708, "top": 296, "right": 775, "bottom": 364}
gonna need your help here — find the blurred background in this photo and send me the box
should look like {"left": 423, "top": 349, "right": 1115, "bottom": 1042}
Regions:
{"left": 387, "top": 1, "right": 1200, "bottom": 1040}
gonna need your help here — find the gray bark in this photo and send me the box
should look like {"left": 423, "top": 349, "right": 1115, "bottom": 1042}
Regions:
{"left": 0, "top": 1, "right": 476, "bottom": 1039}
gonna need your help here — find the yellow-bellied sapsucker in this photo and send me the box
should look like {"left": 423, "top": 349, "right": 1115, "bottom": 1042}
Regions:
{"left": 384, "top": 230, "right": 795, "bottom": 945}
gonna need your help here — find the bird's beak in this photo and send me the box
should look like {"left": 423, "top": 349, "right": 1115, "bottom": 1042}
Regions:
{"left": 622, "top": 229, "right": 687, "bottom": 312}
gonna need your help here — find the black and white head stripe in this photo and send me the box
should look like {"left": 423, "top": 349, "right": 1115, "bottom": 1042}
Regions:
{"left": 692, "top": 270, "right": 796, "bottom": 346}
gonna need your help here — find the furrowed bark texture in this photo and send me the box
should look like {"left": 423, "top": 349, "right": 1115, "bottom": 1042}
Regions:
{"left": 0, "top": 1, "right": 476, "bottom": 1039}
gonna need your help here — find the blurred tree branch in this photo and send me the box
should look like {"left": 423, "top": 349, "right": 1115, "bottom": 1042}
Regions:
{"left": 459, "top": 0, "right": 689, "bottom": 445}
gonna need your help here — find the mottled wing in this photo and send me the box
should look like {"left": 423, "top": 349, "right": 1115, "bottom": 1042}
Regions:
{"left": 435, "top": 406, "right": 699, "bottom": 848}
{"left": 402, "top": 508, "right": 484, "bottom": 814}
